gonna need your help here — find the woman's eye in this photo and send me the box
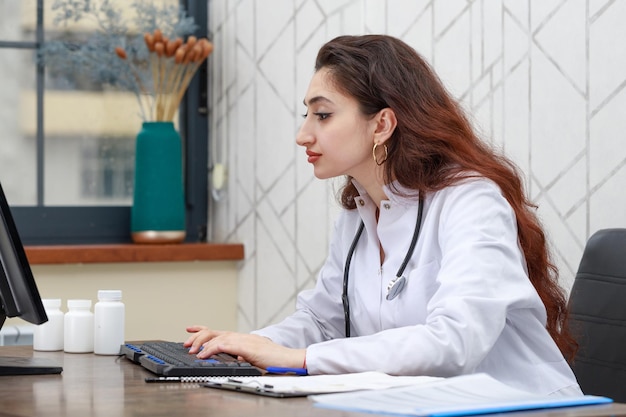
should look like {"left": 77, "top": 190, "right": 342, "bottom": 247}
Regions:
{"left": 301, "top": 112, "right": 331, "bottom": 120}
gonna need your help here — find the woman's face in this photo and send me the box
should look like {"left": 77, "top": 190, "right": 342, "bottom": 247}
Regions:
{"left": 296, "top": 68, "right": 377, "bottom": 180}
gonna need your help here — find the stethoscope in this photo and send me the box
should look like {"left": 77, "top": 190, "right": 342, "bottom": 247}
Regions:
{"left": 342, "top": 197, "right": 424, "bottom": 337}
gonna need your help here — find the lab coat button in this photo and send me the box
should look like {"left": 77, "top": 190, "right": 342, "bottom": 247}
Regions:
{"left": 357, "top": 199, "right": 365, "bottom": 206}
{"left": 383, "top": 203, "right": 391, "bottom": 210}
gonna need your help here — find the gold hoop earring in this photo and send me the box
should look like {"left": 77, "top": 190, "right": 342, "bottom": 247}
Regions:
{"left": 372, "top": 143, "right": 388, "bottom": 166}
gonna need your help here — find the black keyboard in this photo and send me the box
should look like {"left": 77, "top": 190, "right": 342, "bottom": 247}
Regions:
{"left": 121, "top": 341, "right": 263, "bottom": 377}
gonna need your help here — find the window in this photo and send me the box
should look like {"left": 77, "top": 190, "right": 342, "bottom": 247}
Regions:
{"left": 0, "top": 0, "right": 208, "bottom": 244}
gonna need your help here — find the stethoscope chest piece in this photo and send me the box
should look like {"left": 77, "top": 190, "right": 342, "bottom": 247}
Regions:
{"left": 386, "top": 276, "right": 406, "bottom": 300}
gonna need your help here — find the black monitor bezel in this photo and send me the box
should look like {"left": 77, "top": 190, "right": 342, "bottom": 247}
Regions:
{"left": 0, "top": 183, "right": 48, "bottom": 328}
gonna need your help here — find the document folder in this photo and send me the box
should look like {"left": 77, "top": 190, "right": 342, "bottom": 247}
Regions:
{"left": 310, "top": 373, "right": 612, "bottom": 416}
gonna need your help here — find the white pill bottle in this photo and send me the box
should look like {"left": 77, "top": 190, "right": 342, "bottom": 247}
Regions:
{"left": 64, "top": 299, "right": 94, "bottom": 353}
{"left": 93, "top": 290, "right": 125, "bottom": 355}
{"left": 33, "top": 298, "right": 64, "bottom": 351}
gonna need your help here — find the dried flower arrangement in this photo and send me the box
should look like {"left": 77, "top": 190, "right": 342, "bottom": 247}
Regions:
{"left": 115, "top": 30, "right": 213, "bottom": 122}
{"left": 41, "top": 0, "right": 212, "bottom": 122}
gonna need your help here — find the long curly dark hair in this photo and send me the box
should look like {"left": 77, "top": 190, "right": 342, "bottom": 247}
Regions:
{"left": 314, "top": 34, "right": 577, "bottom": 361}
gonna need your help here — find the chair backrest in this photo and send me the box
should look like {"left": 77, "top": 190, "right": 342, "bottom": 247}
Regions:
{"left": 567, "top": 228, "right": 626, "bottom": 401}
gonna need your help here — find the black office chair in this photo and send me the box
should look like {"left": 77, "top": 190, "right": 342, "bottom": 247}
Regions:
{"left": 567, "top": 228, "right": 626, "bottom": 402}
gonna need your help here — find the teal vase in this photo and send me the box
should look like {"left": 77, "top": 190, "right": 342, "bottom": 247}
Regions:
{"left": 131, "top": 122, "right": 186, "bottom": 243}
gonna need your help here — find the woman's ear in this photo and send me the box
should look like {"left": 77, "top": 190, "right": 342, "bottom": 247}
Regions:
{"left": 373, "top": 108, "right": 397, "bottom": 145}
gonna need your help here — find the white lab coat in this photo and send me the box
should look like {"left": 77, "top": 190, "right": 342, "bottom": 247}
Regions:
{"left": 253, "top": 178, "right": 582, "bottom": 396}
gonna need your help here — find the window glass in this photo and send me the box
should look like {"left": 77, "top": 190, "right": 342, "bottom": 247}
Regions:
{"left": 0, "top": 1, "right": 36, "bottom": 42}
{"left": 0, "top": 48, "right": 37, "bottom": 205}
{"left": 41, "top": 87, "right": 139, "bottom": 206}
{"left": 40, "top": 3, "right": 142, "bottom": 206}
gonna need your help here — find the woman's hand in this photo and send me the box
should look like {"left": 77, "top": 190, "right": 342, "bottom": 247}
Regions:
{"left": 184, "top": 325, "right": 226, "bottom": 354}
{"left": 184, "top": 325, "right": 306, "bottom": 370}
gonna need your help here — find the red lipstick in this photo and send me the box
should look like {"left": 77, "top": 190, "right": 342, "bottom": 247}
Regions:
{"left": 306, "top": 150, "right": 321, "bottom": 163}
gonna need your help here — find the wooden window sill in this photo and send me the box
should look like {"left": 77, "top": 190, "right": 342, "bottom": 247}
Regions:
{"left": 24, "top": 243, "right": 244, "bottom": 265}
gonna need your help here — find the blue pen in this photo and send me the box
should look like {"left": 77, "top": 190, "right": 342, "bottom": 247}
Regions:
{"left": 265, "top": 366, "right": 308, "bottom": 376}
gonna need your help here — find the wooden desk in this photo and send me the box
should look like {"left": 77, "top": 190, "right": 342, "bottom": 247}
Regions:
{"left": 1, "top": 345, "right": 626, "bottom": 417}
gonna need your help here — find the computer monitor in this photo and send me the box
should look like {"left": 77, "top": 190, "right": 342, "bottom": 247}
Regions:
{"left": 0, "top": 182, "right": 62, "bottom": 375}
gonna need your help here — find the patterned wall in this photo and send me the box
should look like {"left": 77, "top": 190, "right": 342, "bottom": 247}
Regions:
{"left": 207, "top": 0, "right": 626, "bottom": 332}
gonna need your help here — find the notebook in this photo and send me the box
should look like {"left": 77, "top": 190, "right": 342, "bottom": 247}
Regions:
{"left": 202, "top": 372, "right": 440, "bottom": 397}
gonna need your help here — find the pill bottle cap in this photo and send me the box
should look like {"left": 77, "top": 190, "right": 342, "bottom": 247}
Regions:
{"left": 67, "top": 299, "right": 92, "bottom": 309}
{"left": 42, "top": 298, "right": 62, "bottom": 309}
{"left": 97, "top": 290, "right": 122, "bottom": 301}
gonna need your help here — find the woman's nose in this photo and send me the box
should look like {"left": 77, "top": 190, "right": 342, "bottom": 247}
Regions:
{"left": 296, "top": 122, "right": 313, "bottom": 147}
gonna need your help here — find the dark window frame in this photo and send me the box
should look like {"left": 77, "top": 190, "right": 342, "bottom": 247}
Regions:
{"left": 0, "top": 0, "right": 208, "bottom": 245}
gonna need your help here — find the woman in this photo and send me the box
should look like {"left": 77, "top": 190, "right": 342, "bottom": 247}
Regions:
{"left": 185, "top": 34, "right": 581, "bottom": 396}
